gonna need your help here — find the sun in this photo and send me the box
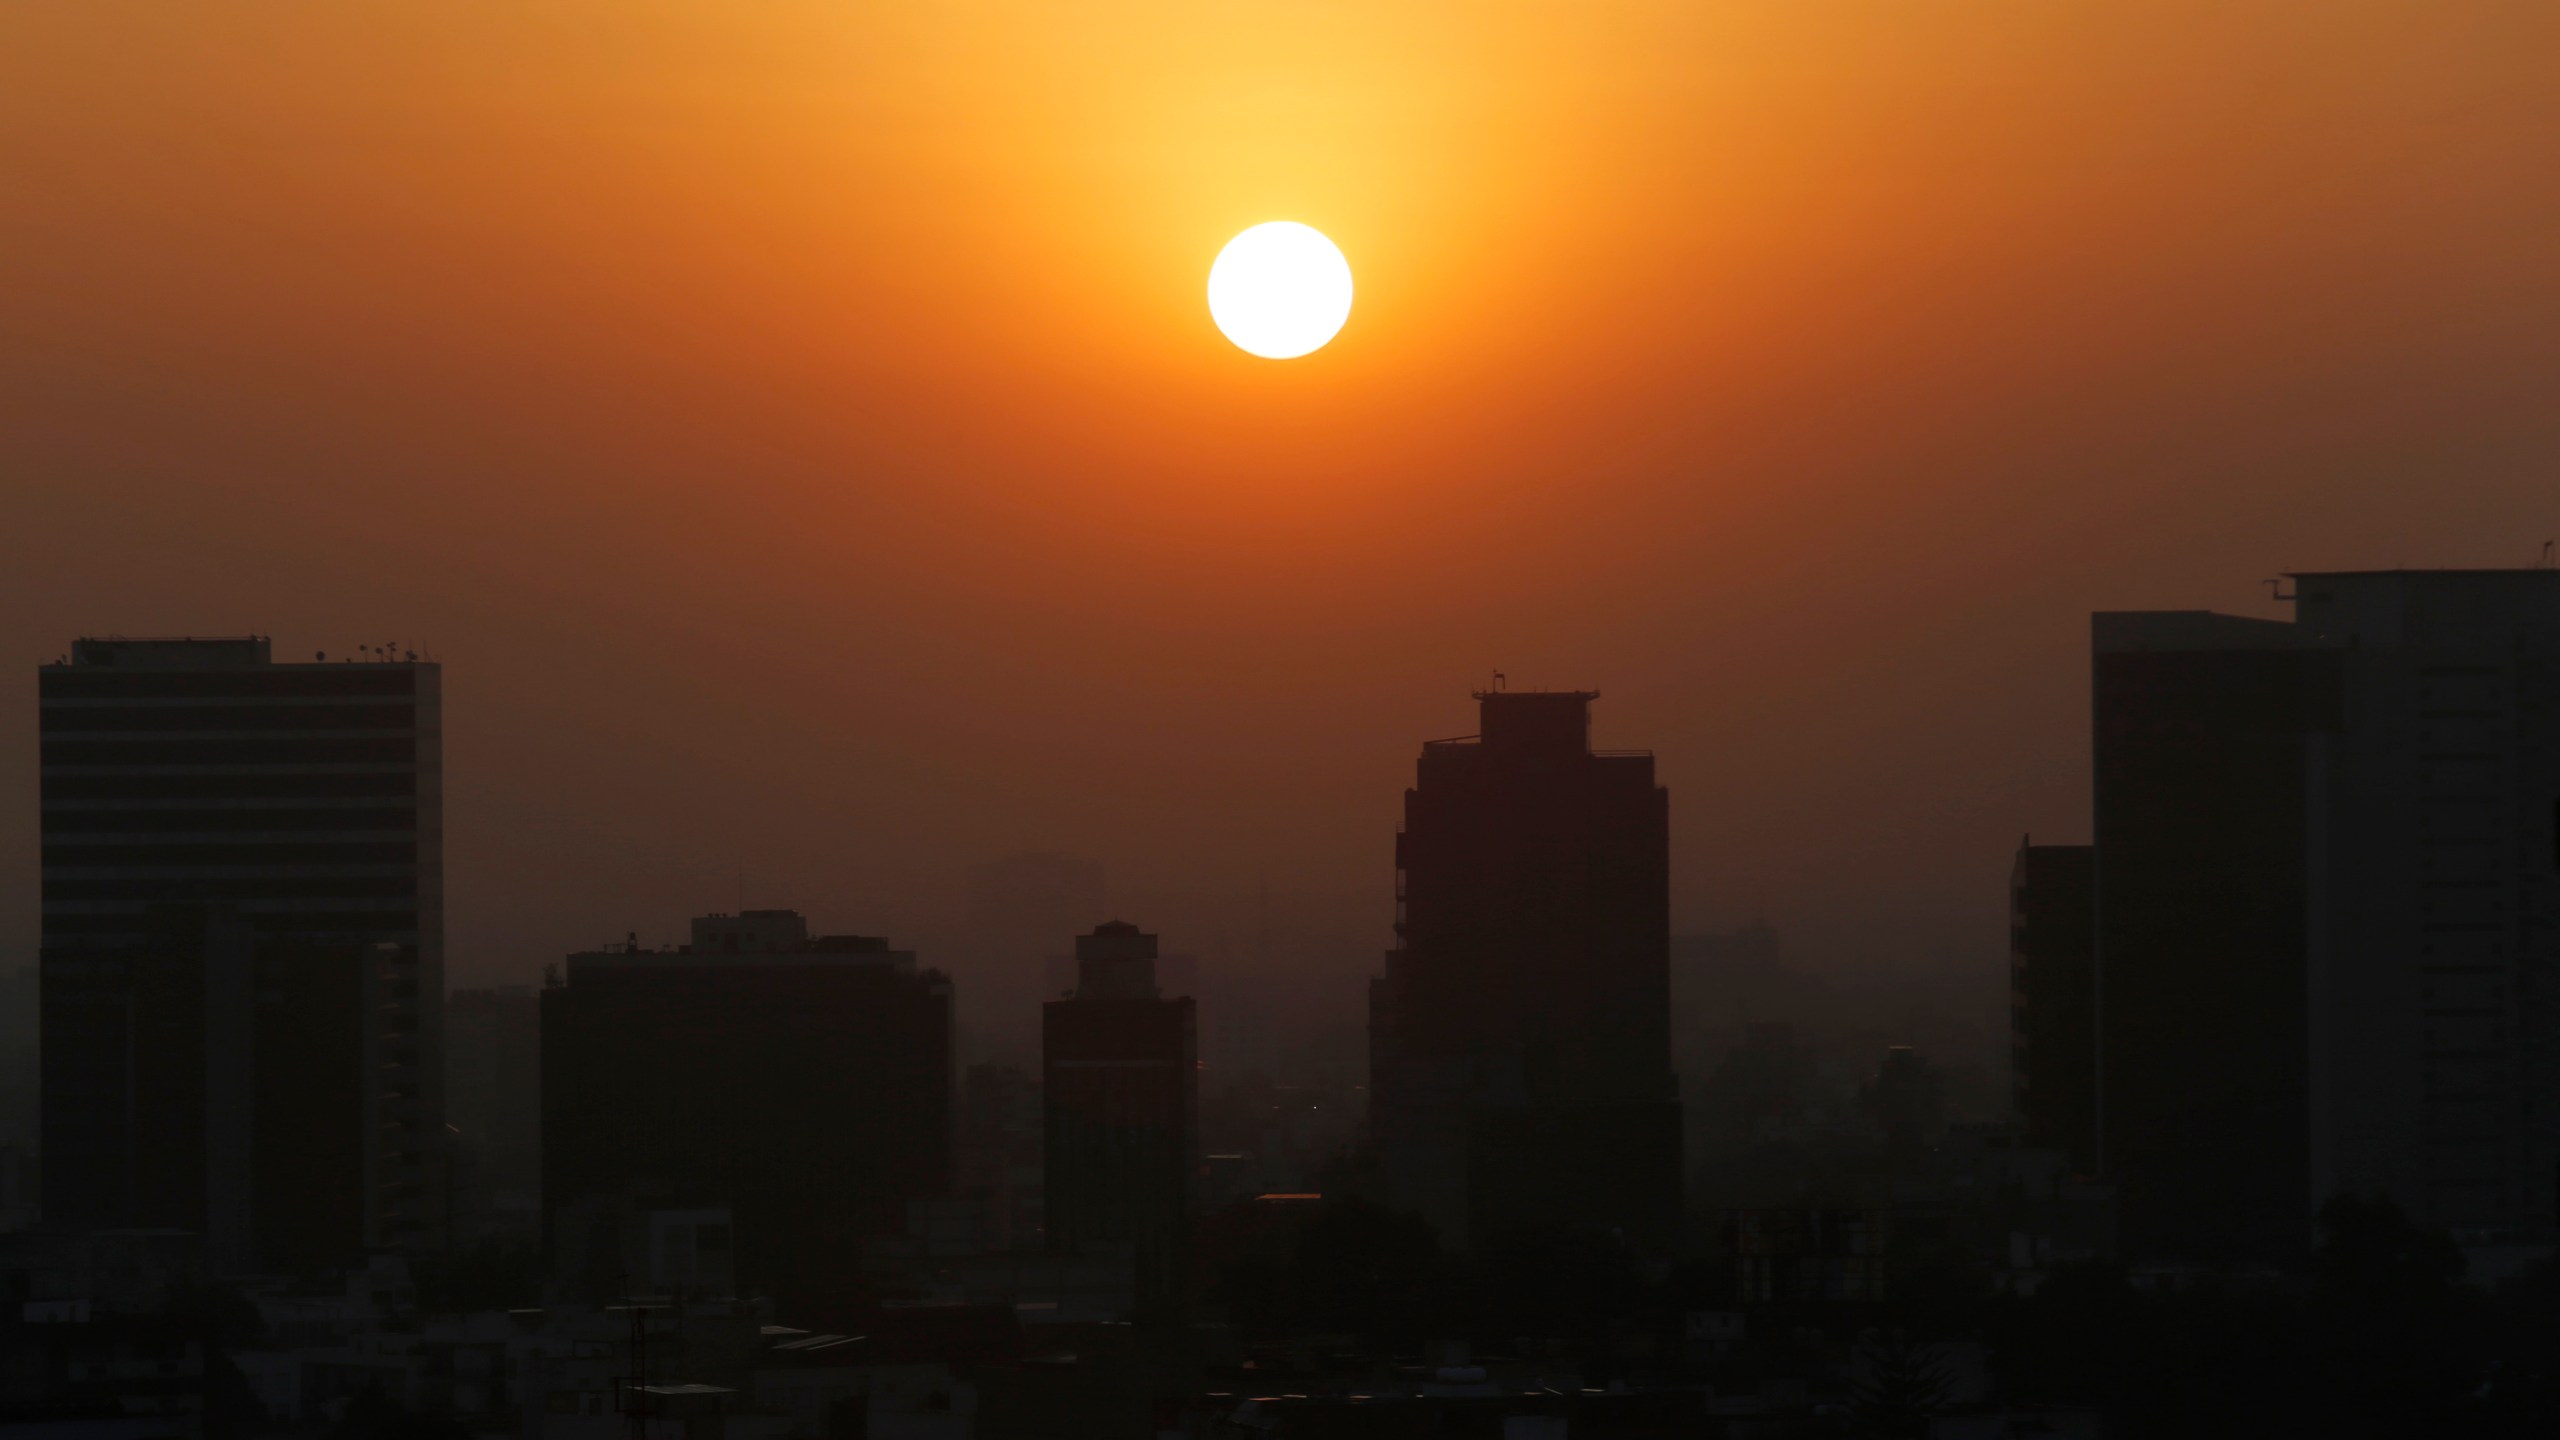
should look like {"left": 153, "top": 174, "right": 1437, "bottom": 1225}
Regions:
{"left": 1207, "top": 222, "right": 1354, "bottom": 359}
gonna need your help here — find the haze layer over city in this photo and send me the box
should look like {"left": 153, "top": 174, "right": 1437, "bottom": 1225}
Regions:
{"left": 8, "top": 3, "right": 2557, "bottom": 1019}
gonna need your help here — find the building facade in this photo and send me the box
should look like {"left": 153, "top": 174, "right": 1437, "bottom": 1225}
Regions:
{"left": 2091, "top": 571, "right": 2560, "bottom": 1264}
{"left": 1042, "top": 922, "right": 1196, "bottom": 1322}
{"left": 2009, "top": 840, "right": 2097, "bottom": 1173}
{"left": 1367, "top": 689, "right": 1682, "bottom": 1252}
{"left": 540, "top": 910, "right": 953, "bottom": 1317}
{"left": 38, "top": 636, "right": 443, "bottom": 1267}
{"left": 446, "top": 986, "right": 541, "bottom": 1244}
{"left": 2093, "top": 608, "right": 2322, "bottom": 1263}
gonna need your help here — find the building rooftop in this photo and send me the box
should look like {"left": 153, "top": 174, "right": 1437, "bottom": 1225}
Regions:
{"left": 63, "top": 637, "right": 271, "bottom": 670}
{"left": 52, "top": 636, "right": 435, "bottom": 669}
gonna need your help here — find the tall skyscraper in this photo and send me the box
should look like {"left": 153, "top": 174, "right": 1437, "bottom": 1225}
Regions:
{"left": 38, "top": 636, "right": 443, "bottom": 1266}
{"left": 2009, "top": 839, "right": 2097, "bottom": 1172}
{"left": 1367, "top": 689, "right": 1682, "bottom": 1251}
{"left": 1043, "top": 921, "right": 1196, "bottom": 1322}
{"left": 2093, "top": 608, "right": 2320, "bottom": 1263}
{"left": 541, "top": 910, "right": 953, "bottom": 1316}
{"left": 2092, "top": 571, "right": 2560, "bottom": 1264}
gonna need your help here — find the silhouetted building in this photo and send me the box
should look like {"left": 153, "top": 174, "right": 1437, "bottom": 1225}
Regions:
{"left": 2094, "top": 608, "right": 2322, "bottom": 1263}
{"left": 38, "top": 636, "right": 443, "bottom": 1263}
{"left": 2009, "top": 840, "right": 2096, "bottom": 1171}
{"left": 1861, "top": 1045, "right": 1946, "bottom": 1157}
{"left": 1368, "top": 688, "right": 1682, "bottom": 1250}
{"left": 2093, "top": 570, "right": 2560, "bottom": 1264}
{"left": 446, "top": 985, "right": 541, "bottom": 1243}
{"left": 540, "top": 910, "right": 953, "bottom": 1315}
{"left": 0, "top": 962, "right": 34, "bottom": 1155}
{"left": 1043, "top": 921, "right": 1196, "bottom": 1322}
{"left": 958, "top": 1063, "right": 1045, "bottom": 1253}
{"left": 29, "top": 904, "right": 405, "bottom": 1273}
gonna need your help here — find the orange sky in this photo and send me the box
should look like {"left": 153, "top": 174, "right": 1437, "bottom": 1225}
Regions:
{"left": 5, "top": 3, "right": 2558, "bottom": 1030}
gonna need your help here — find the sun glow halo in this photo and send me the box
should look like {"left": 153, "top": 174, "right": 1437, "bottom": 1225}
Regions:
{"left": 1207, "top": 222, "right": 1353, "bottom": 359}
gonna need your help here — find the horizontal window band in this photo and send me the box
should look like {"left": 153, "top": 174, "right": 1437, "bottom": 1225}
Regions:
{"left": 42, "top": 842, "right": 419, "bottom": 867}
{"left": 40, "top": 672, "right": 418, "bottom": 700}
{"left": 43, "top": 910, "right": 422, "bottom": 936}
{"left": 41, "top": 739, "right": 420, "bottom": 765}
{"left": 43, "top": 773, "right": 416, "bottom": 801}
{"left": 43, "top": 809, "right": 416, "bottom": 834}
{"left": 44, "top": 877, "right": 420, "bottom": 902}
{"left": 42, "top": 704, "right": 418, "bottom": 733}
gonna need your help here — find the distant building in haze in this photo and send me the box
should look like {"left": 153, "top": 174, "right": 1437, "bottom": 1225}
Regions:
{"left": 957, "top": 1062, "right": 1045, "bottom": 1254}
{"left": 37, "top": 636, "right": 443, "bottom": 1266}
{"left": 1043, "top": 921, "right": 1196, "bottom": 1323}
{"left": 2088, "top": 570, "right": 2560, "bottom": 1265}
{"left": 447, "top": 985, "right": 541, "bottom": 1243}
{"left": 2009, "top": 840, "right": 2096, "bottom": 1172}
{"left": 540, "top": 910, "right": 953, "bottom": 1316}
{"left": 1367, "top": 688, "right": 1682, "bottom": 1251}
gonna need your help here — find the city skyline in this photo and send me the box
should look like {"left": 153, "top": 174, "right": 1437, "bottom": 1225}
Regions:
{"left": 7, "top": 6, "right": 2560, "bottom": 1430}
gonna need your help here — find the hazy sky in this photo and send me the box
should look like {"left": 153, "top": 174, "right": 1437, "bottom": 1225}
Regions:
{"left": 5, "top": 3, "right": 2556, "bottom": 1017}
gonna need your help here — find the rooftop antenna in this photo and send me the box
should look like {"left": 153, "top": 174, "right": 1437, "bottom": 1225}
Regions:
{"left": 2537, "top": 540, "right": 2555, "bottom": 570}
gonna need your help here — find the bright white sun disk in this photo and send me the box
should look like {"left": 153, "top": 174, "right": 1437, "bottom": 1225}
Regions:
{"left": 1207, "top": 222, "right": 1353, "bottom": 359}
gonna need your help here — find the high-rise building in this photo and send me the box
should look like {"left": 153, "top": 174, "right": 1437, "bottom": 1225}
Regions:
{"left": 540, "top": 910, "right": 953, "bottom": 1316}
{"left": 957, "top": 1062, "right": 1045, "bottom": 1254}
{"left": 1367, "top": 689, "right": 1682, "bottom": 1251}
{"left": 0, "top": 960, "right": 35, "bottom": 1154}
{"left": 1043, "top": 921, "right": 1196, "bottom": 1322}
{"left": 2093, "top": 608, "right": 2320, "bottom": 1264}
{"left": 2009, "top": 840, "right": 2096, "bottom": 1172}
{"left": 2092, "top": 571, "right": 2560, "bottom": 1264}
{"left": 38, "top": 636, "right": 443, "bottom": 1265}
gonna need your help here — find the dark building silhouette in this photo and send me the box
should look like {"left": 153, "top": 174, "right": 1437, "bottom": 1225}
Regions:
{"left": 0, "top": 961, "right": 35, "bottom": 1154}
{"left": 1860, "top": 1044, "right": 1946, "bottom": 1157}
{"left": 2009, "top": 840, "right": 2096, "bottom": 1172}
{"left": 1368, "top": 688, "right": 1682, "bottom": 1251}
{"left": 32, "top": 905, "right": 393, "bottom": 1273}
{"left": 957, "top": 1062, "right": 1045, "bottom": 1254}
{"left": 446, "top": 985, "right": 541, "bottom": 1243}
{"left": 2091, "top": 571, "right": 2560, "bottom": 1266}
{"left": 2095, "top": 609, "right": 2323, "bottom": 1264}
{"left": 1043, "top": 921, "right": 1196, "bottom": 1322}
{"left": 540, "top": 910, "right": 952, "bottom": 1315}
{"left": 38, "top": 636, "right": 443, "bottom": 1264}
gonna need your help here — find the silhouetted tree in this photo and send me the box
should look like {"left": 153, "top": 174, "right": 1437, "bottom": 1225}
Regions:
{"left": 326, "top": 1379, "right": 467, "bottom": 1440}
{"left": 2304, "top": 1193, "right": 2475, "bottom": 1433}
{"left": 411, "top": 1236, "right": 543, "bottom": 1313}
{"left": 1465, "top": 1226, "right": 1649, "bottom": 1355}
{"left": 1849, "top": 1328, "right": 1954, "bottom": 1438}
{"left": 1209, "top": 1196, "right": 1455, "bottom": 1347}
{"left": 2313, "top": 1192, "right": 2463, "bottom": 1303}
